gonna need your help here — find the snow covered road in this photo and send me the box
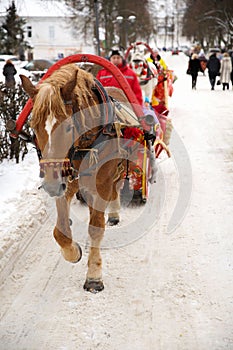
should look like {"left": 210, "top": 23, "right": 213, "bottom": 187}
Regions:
{"left": 0, "top": 52, "right": 233, "bottom": 350}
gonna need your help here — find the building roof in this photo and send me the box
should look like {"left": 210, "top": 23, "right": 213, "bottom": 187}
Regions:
{"left": 0, "top": 0, "right": 70, "bottom": 18}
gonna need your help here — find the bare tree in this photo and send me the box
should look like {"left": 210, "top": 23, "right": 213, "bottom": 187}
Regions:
{"left": 65, "top": 0, "right": 153, "bottom": 55}
{"left": 183, "top": 0, "right": 233, "bottom": 49}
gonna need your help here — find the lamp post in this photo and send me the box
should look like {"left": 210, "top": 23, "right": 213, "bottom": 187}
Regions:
{"left": 173, "top": 0, "right": 186, "bottom": 48}
{"left": 94, "top": 0, "right": 101, "bottom": 56}
{"left": 116, "top": 15, "right": 136, "bottom": 49}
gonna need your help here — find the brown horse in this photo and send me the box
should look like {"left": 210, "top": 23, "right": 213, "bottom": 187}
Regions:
{"left": 20, "top": 64, "right": 126, "bottom": 293}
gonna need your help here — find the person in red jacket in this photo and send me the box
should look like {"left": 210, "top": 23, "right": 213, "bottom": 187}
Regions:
{"left": 96, "top": 49, "right": 143, "bottom": 106}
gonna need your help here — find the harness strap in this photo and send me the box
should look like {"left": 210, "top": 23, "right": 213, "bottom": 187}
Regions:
{"left": 110, "top": 96, "right": 140, "bottom": 124}
{"left": 140, "top": 66, "right": 154, "bottom": 86}
{"left": 92, "top": 78, "right": 114, "bottom": 125}
{"left": 75, "top": 145, "right": 127, "bottom": 178}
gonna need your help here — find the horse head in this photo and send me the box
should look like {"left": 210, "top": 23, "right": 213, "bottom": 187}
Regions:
{"left": 130, "top": 52, "right": 147, "bottom": 77}
{"left": 129, "top": 52, "right": 158, "bottom": 102}
{"left": 20, "top": 65, "right": 82, "bottom": 197}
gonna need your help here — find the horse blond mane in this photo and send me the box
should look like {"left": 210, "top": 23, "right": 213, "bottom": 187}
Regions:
{"left": 31, "top": 64, "right": 99, "bottom": 129}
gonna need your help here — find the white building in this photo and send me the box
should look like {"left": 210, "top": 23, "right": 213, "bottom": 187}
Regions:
{"left": 150, "top": 0, "right": 187, "bottom": 49}
{"left": 0, "top": 0, "right": 95, "bottom": 60}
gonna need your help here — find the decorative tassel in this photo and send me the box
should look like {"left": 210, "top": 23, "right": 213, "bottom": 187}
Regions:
{"left": 39, "top": 163, "right": 45, "bottom": 178}
{"left": 142, "top": 69, "right": 147, "bottom": 76}
{"left": 39, "top": 169, "right": 45, "bottom": 178}
{"left": 53, "top": 162, "right": 60, "bottom": 179}
{"left": 39, "top": 158, "right": 74, "bottom": 180}
{"left": 53, "top": 169, "right": 58, "bottom": 179}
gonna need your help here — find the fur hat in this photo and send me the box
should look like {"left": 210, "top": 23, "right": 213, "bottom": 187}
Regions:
{"left": 110, "top": 49, "right": 123, "bottom": 58}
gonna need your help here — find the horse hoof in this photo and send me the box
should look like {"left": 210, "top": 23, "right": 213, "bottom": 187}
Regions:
{"left": 107, "top": 217, "right": 119, "bottom": 226}
{"left": 73, "top": 242, "right": 82, "bottom": 263}
{"left": 61, "top": 242, "right": 82, "bottom": 263}
{"left": 83, "top": 279, "right": 104, "bottom": 293}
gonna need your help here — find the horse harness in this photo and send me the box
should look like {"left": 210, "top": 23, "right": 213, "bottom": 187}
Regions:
{"left": 139, "top": 65, "right": 155, "bottom": 86}
{"left": 131, "top": 60, "right": 155, "bottom": 86}
{"left": 38, "top": 79, "right": 127, "bottom": 182}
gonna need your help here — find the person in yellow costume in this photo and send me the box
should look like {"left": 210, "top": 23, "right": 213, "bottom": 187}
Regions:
{"left": 146, "top": 53, "right": 167, "bottom": 71}
{"left": 157, "top": 54, "right": 167, "bottom": 70}
{"left": 147, "top": 53, "right": 169, "bottom": 111}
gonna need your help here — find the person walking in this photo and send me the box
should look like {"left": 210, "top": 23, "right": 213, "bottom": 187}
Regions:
{"left": 219, "top": 52, "right": 232, "bottom": 90}
{"left": 230, "top": 51, "right": 233, "bottom": 89}
{"left": 3, "top": 59, "right": 17, "bottom": 88}
{"left": 198, "top": 49, "right": 207, "bottom": 75}
{"left": 206, "top": 53, "right": 221, "bottom": 90}
{"left": 188, "top": 53, "right": 201, "bottom": 89}
{"left": 96, "top": 49, "right": 143, "bottom": 106}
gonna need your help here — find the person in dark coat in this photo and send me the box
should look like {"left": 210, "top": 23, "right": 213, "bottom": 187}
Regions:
{"left": 229, "top": 51, "right": 233, "bottom": 89}
{"left": 188, "top": 53, "right": 201, "bottom": 89}
{"left": 3, "top": 59, "right": 17, "bottom": 88}
{"left": 206, "top": 53, "right": 221, "bottom": 90}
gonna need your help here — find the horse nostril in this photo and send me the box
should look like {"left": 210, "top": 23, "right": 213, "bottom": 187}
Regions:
{"left": 61, "top": 183, "right": 66, "bottom": 191}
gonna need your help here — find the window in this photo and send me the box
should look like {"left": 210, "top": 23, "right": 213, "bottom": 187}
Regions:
{"left": 27, "top": 26, "right": 32, "bottom": 38}
{"left": 49, "top": 26, "right": 55, "bottom": 40}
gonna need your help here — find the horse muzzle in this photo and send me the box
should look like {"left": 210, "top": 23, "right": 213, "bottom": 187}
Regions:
{"left": 39, "top": 158, "right": 73, "bottom": 196}
{"left": 41, "top": 180, "right": 66, "bottom": 197}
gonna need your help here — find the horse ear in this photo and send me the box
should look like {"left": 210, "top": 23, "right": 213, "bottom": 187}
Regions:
{"left": 60, "top": 70, "right": 78, "bottom": 101}
{"left": 19, "top": 75, "right": 37, "bottom": 98}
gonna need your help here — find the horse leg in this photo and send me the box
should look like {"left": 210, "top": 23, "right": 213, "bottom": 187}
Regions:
{"left": 107, "top": 184, "right": 121, "bottom": 226}
{"left": 84, "top": 206, "right": 105, "bottom": 293}
{"left": 83, "top": 160, "right": 122, "bottom": 292}
{"left": 53, "top": 194, "right": 82, "bottom": 263}
{"left": 107, "top": 193, "right": 120, "bottom": 225}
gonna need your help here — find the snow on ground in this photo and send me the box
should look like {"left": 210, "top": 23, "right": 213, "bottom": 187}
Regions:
{"left": 0, "top": 146, "right": 39, "bottom": 224}
{"left": 0, "top": 51, "right": 233, "bottom": 350}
